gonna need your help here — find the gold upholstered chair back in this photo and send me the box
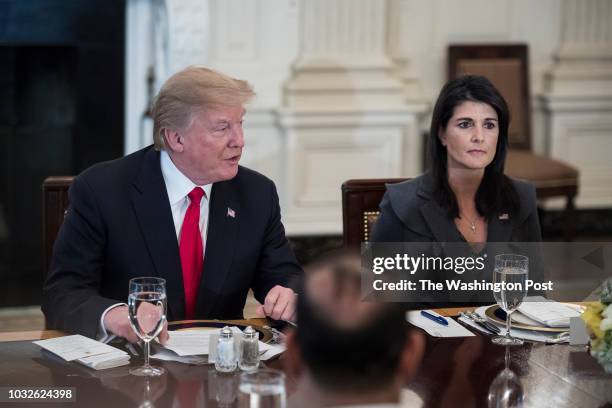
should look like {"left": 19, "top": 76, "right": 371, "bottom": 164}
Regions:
{"left": 341, "top": 178, "right": 408, "bottom": 247}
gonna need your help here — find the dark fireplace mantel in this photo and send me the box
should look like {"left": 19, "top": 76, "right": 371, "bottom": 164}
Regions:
{"left": 0, "top": 0, "right": 125, "bottom": 307}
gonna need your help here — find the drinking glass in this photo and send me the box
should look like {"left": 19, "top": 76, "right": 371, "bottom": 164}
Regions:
{"left": 492, "top": 254, "right": 528, "bottom": 346}
{"left": 128, "top": 277, "right": 167, "bottom": 376}
{"left": 487, "top": 346, "right": 524, "bottom": 408}
{"left": 238, "top": 368, "right": 286, "bottom": 408}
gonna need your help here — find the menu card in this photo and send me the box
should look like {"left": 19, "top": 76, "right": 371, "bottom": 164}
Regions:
{"left": 151, "top": 327, "right": 285, "bottom": 363}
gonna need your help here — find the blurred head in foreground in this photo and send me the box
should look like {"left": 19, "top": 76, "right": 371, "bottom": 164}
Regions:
{"left": 285, "top": 250, "right": 425, "bottom": 407}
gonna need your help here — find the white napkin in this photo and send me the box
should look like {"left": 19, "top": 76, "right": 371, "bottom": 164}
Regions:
{"left": 34, "top": 335, "right": 130, "bottom": 370}
{"left": 517, "top": 298, "right": 581, "bottom": 327}
{"left": 34, "top": 334, "right": 120, "bottom": 361}
{"left": 462, "top": 306, "right": 569, "bottom": 343}
{"left": 76, "top": 351, "right": 130, "bottom": 370}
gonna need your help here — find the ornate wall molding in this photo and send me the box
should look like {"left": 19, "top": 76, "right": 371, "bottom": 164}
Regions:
{"left": 280, "top": 0, "right": 427, "bottom": 235}
{"left": 542, "top": 0, "right": 612, "bottom": 208}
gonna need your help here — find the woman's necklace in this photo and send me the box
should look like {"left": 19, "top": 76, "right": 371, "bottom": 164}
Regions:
{"left": 461, "top": 213, "right": 479, "bottom": 233}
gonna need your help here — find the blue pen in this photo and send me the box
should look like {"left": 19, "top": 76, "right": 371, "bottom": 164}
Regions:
{"left": 420, "top": 310, "right": 449, "bottom": 326}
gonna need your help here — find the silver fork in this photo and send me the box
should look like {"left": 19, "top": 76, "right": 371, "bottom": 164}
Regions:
{"left": 460, "top": 311, "right": 502, "bottom": 334}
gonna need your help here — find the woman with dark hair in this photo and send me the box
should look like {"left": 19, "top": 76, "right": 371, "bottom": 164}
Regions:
{"left": 372, "top": 75, "right": 541, "bottom": 245}
{"left": 371, "top": 75, "right": 543, "bottom": 306}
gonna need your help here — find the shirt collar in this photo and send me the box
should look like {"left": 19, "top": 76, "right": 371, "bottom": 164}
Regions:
{"left": 160, "top": 150, "right": 212, "bottom": 205}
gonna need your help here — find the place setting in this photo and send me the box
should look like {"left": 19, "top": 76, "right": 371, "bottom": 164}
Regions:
{"left": 33, "top": 277, "right": 287, "bottom": 373}
{"left": 457, "top": 254, "right": 584, "bottom": 345}
{"left": 407, "top": 254, "right": 585, "bottom": 345}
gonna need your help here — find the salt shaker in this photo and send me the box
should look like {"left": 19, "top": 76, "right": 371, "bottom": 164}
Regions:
{"left": 239, "top": 326, "right": 259, "bottom": 371}
{"left": 215, "top": 326, "right": 237, "bottom": 372}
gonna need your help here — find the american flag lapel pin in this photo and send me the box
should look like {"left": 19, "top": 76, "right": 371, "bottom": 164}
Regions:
{"left": 227, "top": 207, "right": 236, "bottom": 218}
{"left": 499, "top": 213, "right": 509, "bottom": 220}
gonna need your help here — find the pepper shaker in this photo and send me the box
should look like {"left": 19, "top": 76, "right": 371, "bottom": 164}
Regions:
{"left": 239, "top": 326, "right": 259, "bottom": 371}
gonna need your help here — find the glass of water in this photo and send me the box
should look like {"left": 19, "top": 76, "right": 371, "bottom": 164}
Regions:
{"left": 492, "top": 254, "right": 528, "bottom": 346}
{"left": 238, "top": 368, "right": 286, "bottom": 408}
{"left": 487, "top": 346, "right": 524, "bottom": 407}
{"left": 128, "top": 277, "right": 167, "bottom": 376}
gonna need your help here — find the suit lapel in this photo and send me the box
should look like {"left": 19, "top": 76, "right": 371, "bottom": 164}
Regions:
{"left": 419, "top": 201, "right": 461, "bottom": 242}
{"left": 416, "top": 174, "right": 462, "bottom": 242}
{"left": 130, "top": 148, "right": 185, "bottom": 320}
{"left": 417, "top": 174, "right": 514, "bottom": 243}
{"left": 196, "top": 178, "right": 241, "bottom": 316}
{"left": 420, "top": 198, "right": 514, "bottom": 243}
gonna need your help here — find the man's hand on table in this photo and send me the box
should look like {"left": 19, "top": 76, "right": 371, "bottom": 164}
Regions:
{"left": 255, "top": 285, "right": 297, "bottom": 322}
{"left": 103, "top": 305, "right": 169, "bottom": 345}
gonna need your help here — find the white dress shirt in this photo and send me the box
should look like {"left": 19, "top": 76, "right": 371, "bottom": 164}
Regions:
{"left": 98, "top": 150, "right": 213, "bottom": 341}
{"left": 159, "top": 150, "right": 213, "bottom": 248}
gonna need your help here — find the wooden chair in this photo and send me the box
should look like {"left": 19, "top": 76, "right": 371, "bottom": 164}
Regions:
{"left": 341, "top": 178, "right": 407, "bottom": 247}
{"left": 448, "top": 44, "right": 579, "bottom": 240}
{"left": 42, "top": 176, "right": 74, "bottom": 274}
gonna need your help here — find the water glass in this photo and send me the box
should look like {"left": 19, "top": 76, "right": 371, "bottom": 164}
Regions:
{"left": 128, "top": 277, "right": 167, "bottom": 376}
{"left": 238, "top": 368, "right": 286, "bottom": 408}
{"left": 492, "top": 254, "right": 528, "bottom": 346}
{"left": 487, "top": 346, "right": 524, "bottom": 408}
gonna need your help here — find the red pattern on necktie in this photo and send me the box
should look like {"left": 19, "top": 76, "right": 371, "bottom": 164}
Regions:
{"left": 179, "top": 187, "right": 205, "bottom": 320}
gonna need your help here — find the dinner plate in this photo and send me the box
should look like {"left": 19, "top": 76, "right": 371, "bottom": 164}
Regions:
{"left": 484, "top": 306, "right": 570, "bottom": 333}
{"left": 168, "top": 320, "right": 273, "bottom": 343}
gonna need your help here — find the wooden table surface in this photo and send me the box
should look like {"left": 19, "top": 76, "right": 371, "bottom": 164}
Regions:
{"left": 0, "top": 313, "right": 469, "bottom": 343}
{"left": 0, "top": 312, "right": 609, "bottom": 407}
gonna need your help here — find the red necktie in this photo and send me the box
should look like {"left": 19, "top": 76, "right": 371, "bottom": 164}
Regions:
{"left": 179, "top": 187, "right": 205, "bottom": 320}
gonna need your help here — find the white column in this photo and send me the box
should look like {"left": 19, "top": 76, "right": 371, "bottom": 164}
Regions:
{"left": 546, "top": 0, "right": 612, "bottom": 96}
{"left": 124, "top": 0, "right": 206, "bottom": 155}
{"left": 543, "top": 0, "right": 612, "bottom": 208}
{"left": 280, "top": 0, "right": 427, "bottom": 235}
{"left": 166, "top": 0, "right": 209, "bottom": 72}
{"left": 285, "top": 0, "right": 408, "bottom": 109}
{"left": 386, "top": 0, "right": 426, "bottom": 101}
{"left": 125, "top": 0, "right": 154, "bottom": 155}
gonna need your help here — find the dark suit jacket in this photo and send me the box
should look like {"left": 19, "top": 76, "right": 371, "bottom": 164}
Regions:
{"left": 371, "top": 172, "right": 543, "bottom": 304}
{"left": 43, "top": 146, "right": 303, "bottom": 338}
{"left": 371, "top": 172, "right": 542, "bottom": 243}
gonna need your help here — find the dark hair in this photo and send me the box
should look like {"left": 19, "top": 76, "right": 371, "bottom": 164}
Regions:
{"left": 295, "top": 251, "right": 408, "bottom": 392}
{"left": 429, "top": 75, "right": 519, "bottom": 219}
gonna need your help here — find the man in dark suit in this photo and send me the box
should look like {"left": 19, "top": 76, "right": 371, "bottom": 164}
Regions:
{"left": 43, "top": 66, "right": 302, "bottom": 342}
